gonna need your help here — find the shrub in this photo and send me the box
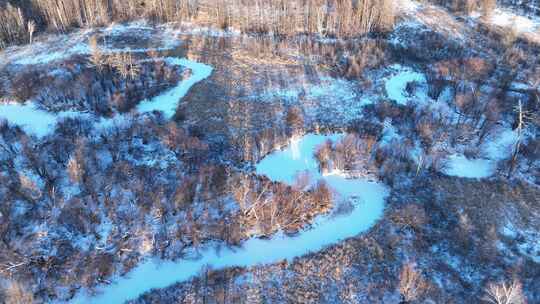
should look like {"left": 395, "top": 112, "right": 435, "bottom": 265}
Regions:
{"left": 9, "top": 69, "right": 40, "bottom": 102}
{"left": 285, "top": 106, "right": 304, "bottom": 136}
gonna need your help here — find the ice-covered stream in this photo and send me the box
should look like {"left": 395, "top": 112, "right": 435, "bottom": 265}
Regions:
{"left": 382, "top": 65, "right": 520, "bottom": 179}
{"left": 0, "top": 56, "right": 213, "bottom": 135}
{"left": 68, "top": 133, "right": 388, "bottom": 303}
{"left": 0, "top": 102, "right": 80, "bottom": 137}
{"left": 136, "top": 58, "right": 213, "bottom": 118}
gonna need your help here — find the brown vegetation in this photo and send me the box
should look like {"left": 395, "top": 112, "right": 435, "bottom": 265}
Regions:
{"left": 5, "top": 53, "right": 181, "bottom": 114}
{"left": 232, "top": 174, "right": 333, "bottom": 236}
{"left": 0, "top": 0, "right": 395, "bottom": 49}
{"left": 314, "top": 134, "right": 378, "bottom": 174}
{"left": 399, "top": 262, "right": 428, "bottom": 303}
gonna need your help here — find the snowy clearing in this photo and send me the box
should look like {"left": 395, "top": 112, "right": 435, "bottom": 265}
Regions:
{"left": 443, "top": 126, "right": 519, "bottom": 178}
{"left": 443, "top": 154, "right": 494, "bottom": 178}
{"left": 384, "top": 64, "right": 429, "bottom": 105}
{"left": 1, "top": 21, "right": 240, "bottom": 67}
{"left": 69, "top": 133, "right": 388, "bottom": 304}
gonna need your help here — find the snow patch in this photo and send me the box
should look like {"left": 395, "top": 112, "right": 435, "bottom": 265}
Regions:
{"left": 256, "top": 77, "right": 359, "bottom": 105}
{"left": 384, "top": 65, "right": 429, "bottom": 105}
{"left": 443, "top": 126, "right": 519, "bottom": 178}
{"left": 443, "top": 154, "right": 493, "bottom": 178}
{"left": 14, "top": 43, "right": 90, "bottom": 66}
{"left": 489, "top": 8, "right": 540, "bottom": 33}
{"left": 397, "top": 0, "right": 422, "bottom": 14}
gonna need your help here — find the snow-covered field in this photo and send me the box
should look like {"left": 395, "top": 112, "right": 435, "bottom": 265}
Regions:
{"left": 67, "top": 133, "right": 388, "bottom": 304}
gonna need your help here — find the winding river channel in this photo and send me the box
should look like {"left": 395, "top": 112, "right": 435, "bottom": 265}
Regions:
{"left": 71, "top": 133, "right": 388, "bottom": 303}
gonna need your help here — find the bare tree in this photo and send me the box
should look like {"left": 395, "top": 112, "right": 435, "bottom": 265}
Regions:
{"left": 508, "top": 99, "right": 535, "bottom": 177}
{"left": 110, "top": 52, "right": 141, "bottom": 80}
{"left": 1, "top": 0, "right": 396, "bottom": 49}
{"left": 88, "top": 35, "right": 107, "bottom": 73}
{"left": 483, "top": 280, "right": 525, "bottom": 304}
{"left": 399, "top": 262, "right": 428, "bottom": 303}
{"left": 27, "top": 20, "right": 35, "bottom": 44}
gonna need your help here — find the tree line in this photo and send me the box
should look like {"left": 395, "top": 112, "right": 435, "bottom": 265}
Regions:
{"left": 0, "top": 0, "right": 395, "bottom": 49}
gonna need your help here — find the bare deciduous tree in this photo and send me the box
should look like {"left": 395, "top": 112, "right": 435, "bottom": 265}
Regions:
{"left": 399, "top": 262, "right": 428, "bottom": 303}
{"left": 27, "top": 20, "right": 35, "bottom": 44}
{"left": 88, "top": 35, "right": 107, "bottom": 73}
{"left": 1, "top": 0, "right": 396, "bottom": 49}
{"left": 483, "top": 280, "right": 525, "bottom": 304}
{"left": 110, "top": 52, "right": 141, "bottom": 79}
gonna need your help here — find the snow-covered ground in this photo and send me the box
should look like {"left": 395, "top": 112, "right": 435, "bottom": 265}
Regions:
{"left": 501, "top": 221, "right": 540, "bottom": 263}
{"left": 0, "top": 21, "right": 240, "bottom": 67}
{"left": 2, "top": 22, "right": 175, "bottom": 66}
{"left": 68, "top": 133, "right": 388, "bottom": 304}
{"left": 384, "top": 64, "right": 429, "bottom": 105}
{"left": 443, "top": 127, "right": 519, "bottom": 178}
{"left": 488, "top": 8, "right": 540, "bottom": 33}
{"left": 255, "top": 77, "right": 358, "bottom": 105}
{"left": 443, "top": 154, "right": 494, "bottom": 178}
